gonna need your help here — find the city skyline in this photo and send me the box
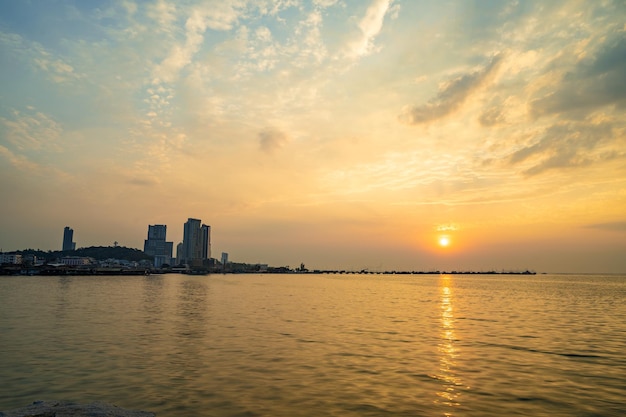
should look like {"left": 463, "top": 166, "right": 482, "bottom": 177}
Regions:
{"left": 1, "top": 1, "right": 625, "bottom": 273}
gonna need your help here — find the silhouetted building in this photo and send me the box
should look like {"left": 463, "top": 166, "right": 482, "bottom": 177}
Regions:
{"left": 181, "top": 218, "right": 211, "bottom": 266}
{"left": 143, "top": 224, "right": 173, "bottom": 267}
{"left": 201, "top": 224, "right": 211, "bottom": 260}
{"left": 176, "top": 242, "right": 184, "bottom": 265}
{"left": 62, "top": 227, "right": 76, "bottom": 251}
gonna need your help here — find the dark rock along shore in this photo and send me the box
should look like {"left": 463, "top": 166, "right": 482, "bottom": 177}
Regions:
{"left": 0, "top": 401, "right": 155, "bottom": 417}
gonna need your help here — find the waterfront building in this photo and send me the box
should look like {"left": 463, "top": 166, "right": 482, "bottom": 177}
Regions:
{"left": 22, "top": 254, "right": 43, "bottom": 266}
{"left": 143, "top": 224, "right": 174, "bottom": 267}
{"left": 60, "top": 256, "right": 93, "bottom": 266}
{"left": 181, "top": 218, "right": 211, "bottom": 266}
{"left": 221, "top": 252, "right": 229, "bottom": 265}
{"left": 62, "top": 226, "right": 76, "bottom": 251}
{"left": 0, "top": 253, "right": 22, "bottom": 264}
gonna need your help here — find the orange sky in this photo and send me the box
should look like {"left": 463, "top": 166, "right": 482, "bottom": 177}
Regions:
{"left": 1, "top": 1, "right": 625, "bottom": 272}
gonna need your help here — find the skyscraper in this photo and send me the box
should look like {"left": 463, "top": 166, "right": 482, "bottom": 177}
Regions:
{"left": 143, "top": 224, "right": 173, "bottom": 267}
{"left": 176, "top": 242, "right": 184, "bottom": 265}
{"left": 147, "top": 224, "right": 167, "bottom": 241}
{"left": 201, "top": 224, "right": 211, "bottom": 260}
{"left": 181, "top": 218, "right": 211, "bottom": 266}
{"left": 62, "top": 227, "right": 76, "bottom": 251}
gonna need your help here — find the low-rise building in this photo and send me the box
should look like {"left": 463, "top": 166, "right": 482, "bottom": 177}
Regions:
{"left": 60, "top": 257, "right": 93, "bottom": 266}
{"left": 0, "top": 253, "right": 22, "bottom": 264}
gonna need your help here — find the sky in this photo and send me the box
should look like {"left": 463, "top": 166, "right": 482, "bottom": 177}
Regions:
{"left": 1, "top": 0, "right": 625, "bottom": 273}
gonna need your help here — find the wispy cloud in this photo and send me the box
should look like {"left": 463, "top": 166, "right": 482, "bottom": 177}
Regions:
{"left": 399, "top": 54, "right": 504, "bottom": 125}
{"left": 125, "top": 176, "right": 160, "bottom": 187}
{"left": 531, "top": 32, "right": 626, "bottom": 118}
{"left": 348, "top": 0, "right": 394, "bottom": 58}
{"left": 0, "top": 143, "right": 72, "bottom": 183}
{"left": 1, "top": 108, "right": 63, "bottom": 152}
{"left": 508, "top": 122, "right": 620, "bottom": 176}
{"left": 478, "top": 106, "right": 506, "bottom": 127}
{"left": 585, "top": 221, "right": 626, "bottom": 232}
{"left": 147, "top": 0, "right": 177, "bottom": 31}
{"left": 0, "top": 144, "right": 42, "bottom": 172}
{"left": 437, "top": 224, "right": 459, "bottom": 232}
{"left": 0, "top": 31, "right": 82, "bottom": 83}
{"left": 151, "top": 10, "right": 207, "bottom": 84}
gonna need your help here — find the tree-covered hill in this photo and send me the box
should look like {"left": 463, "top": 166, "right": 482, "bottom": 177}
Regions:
{"left": 15, "top": 246, "right": 152, "bottom": 262}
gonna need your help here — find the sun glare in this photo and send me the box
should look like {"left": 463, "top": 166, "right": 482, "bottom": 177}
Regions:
{"left": 438, "top": 236, "right": 450, "bottom": 247}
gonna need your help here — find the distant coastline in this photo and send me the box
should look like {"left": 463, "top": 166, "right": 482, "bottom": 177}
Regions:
{"left": 0, "top": 245, "right": 536, "bottom": 276}
{"left": 0, "top": 265, "right": 537, "bottom": 276}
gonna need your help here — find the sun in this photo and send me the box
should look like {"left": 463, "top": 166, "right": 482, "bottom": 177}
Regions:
{"left": 438, "top": 236, "right": 450, "bottom": 247}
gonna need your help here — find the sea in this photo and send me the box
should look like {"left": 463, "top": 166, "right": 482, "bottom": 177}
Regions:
{"left": 0, "top": 273, "right": 625, "bottom": 416}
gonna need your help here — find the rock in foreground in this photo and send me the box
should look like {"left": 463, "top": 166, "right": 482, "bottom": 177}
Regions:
{"left": 0, "top": 401, "right": 155, "bottom": 417}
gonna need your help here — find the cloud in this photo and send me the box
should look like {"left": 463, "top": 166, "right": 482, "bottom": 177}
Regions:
{"left": 400, "top": 54, "right": 504, "bottom": 125}
{"left": 585, "top": 221, "right": 626, "bottom": 232}
{"left": 314, "top": 0, "right": 339, "bottom": 7}
{"left": 531, "top": 32, "right": 626, "bottom": 118}
{"left": 152, "top": 2, "right": 243, "bottom": 84}
{"left": 436, "top": 224, "right": 459, "bottom": 232}
{"left": 0, "top": 142, "right": 72, "bottom": 184}
{"left": 126, "top": 177, "right": 159, "bottom": 187}
{"left": 259, "top": 128, "right": 290, "bottom": 153}
{"left": 479, "top": 106, "right": 505, "bottom": 127}
{"left": 0, "top": 31, "right": 22, "bottom": 49}
{"left": 0, "top": 31, "right": 82, "bottom": 83}
{"left": 320, "top": 149, "right": 484, "bottom": 197}
{"left": 0, "top": 144, "right": 42, "bottom": 172}
{"left": 152, "top": 14, "right": 206, "bottom": 84}
{"left": 120, "top": 1, "right": 138, "bottom": 16}
{"left": 348, "top": 0, "right": 393, "bottom": 58}
{"left": 147, "top": 0, "right": 177, "bottom": 31}
{"left": 1, "top": 109, "right": 63, "bottom": 152}
{"left": 508, "top": 122, "right": 619, "bottom": 176}
{"left": 203, "top": 1, "right": 242, "bottom": 31}
{"left": 281, "top": 9, "right": 327, "bottom": 68}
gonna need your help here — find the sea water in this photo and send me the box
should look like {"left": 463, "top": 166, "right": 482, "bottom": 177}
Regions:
{"left": 1, "top": 273, "right": 625, "bottom": 416}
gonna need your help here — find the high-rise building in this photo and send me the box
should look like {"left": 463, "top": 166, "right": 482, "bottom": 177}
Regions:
{"left": 147, "top": 224, "right": 167, "bottom": 241}
{"left": 182, "top": 218, "right": 200, "bottom": 262}
{"left": 201, "top": 224, "right": 211, "bottom": 260}
{"left": 62, "top": 227, "right": 76, "bottom": 251}
{"left": 143, "top": 224, "right": 174, "bottom": 267}
{"left": 175, "top": 242, "right": 183, "bottom": 265}
{"left": 181, "top": 218, "right": 211, "bottom": 266}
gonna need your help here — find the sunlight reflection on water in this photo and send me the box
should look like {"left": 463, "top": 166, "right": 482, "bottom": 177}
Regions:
{"left": 434, "top": 275, "right": 462, "bottom": 415}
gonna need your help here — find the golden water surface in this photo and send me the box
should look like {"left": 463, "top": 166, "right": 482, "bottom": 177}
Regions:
{"left": 1, "top": 273, "right": 625, "bottom": 416}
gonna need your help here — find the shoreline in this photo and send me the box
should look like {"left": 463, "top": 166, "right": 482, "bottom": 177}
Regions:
{"left": 0, "top": 266, "right": 537, "bottom": 276}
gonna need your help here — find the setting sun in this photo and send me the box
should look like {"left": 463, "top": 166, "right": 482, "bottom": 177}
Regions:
{"left": 438, "top": 236, "right": 451, "bottom": 247}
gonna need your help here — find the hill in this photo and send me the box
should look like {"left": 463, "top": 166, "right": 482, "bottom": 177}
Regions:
{"left": 15, "top": 246, "right": 152, "bottom": 262}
